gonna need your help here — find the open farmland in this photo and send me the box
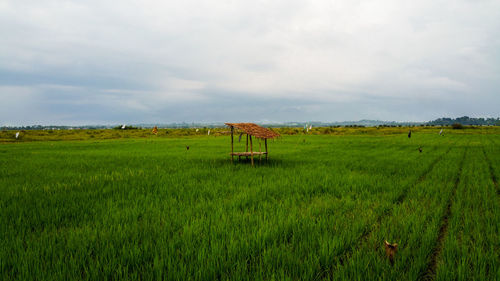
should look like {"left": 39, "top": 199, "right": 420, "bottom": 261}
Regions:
{"left": 1, "top": 128, "right": 499, "bottom": 280}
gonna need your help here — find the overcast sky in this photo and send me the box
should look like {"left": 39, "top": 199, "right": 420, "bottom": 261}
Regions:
{"left": 1, "top": 0, "right": 499, "bottom": 125}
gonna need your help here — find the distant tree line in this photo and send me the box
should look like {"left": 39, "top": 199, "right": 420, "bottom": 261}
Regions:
{"left": 427, "top": 116, "right": 500, "bottom": 126}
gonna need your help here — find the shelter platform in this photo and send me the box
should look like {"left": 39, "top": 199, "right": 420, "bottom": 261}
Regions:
{"left": 230, "top": 152, "right": 267, "bottom": 156}
{"left": 226, "top": 122, "right": 279, "bottom": 166}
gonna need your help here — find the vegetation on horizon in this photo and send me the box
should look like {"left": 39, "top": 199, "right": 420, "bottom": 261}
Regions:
{"left": 1, "top": 126, "right": 499, "bottom": 143}
{"left": 2, "top": 116, "right": 499, "bottom": 131}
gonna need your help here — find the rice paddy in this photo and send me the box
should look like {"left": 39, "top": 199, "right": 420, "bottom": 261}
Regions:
{"left": 1, "top": 128, "right": 499, "bottom": 280}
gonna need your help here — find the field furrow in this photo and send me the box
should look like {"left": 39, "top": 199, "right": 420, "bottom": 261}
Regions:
{"left": 484, "top": 136, "right": 500, "bottom": 197}
{"left": 329, "top": 139, "right": 468, "bottom": 280}
{"left": 314, "top": 144, "right": 455, "bottom": 280}
{"left": 482, "top": 147, "right": 499, "bottom": 197}
{"left": 420, "top": 145, "right": 468, "bottom": 280}
{"left": 433, "top": 144, "right": 500, "bottom": 281}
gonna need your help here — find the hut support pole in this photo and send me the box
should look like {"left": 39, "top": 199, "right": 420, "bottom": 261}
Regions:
{"left": 265, "top": 139, "right": 268, "bottom": 160}
{"left": 250, "top": 135, "right": 254, "bottom": 166}
{"left": 259, "top": 138, "right": 262, "bottom": 161}
{"left": 246, "top": 134, "right": 249, "bottom": 160}
{"left": 230, "top": 126, "right": 234, "bottom": 163}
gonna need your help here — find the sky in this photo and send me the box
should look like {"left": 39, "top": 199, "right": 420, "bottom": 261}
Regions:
{"left": 1, "top": 0, "right": 499, "bottom": 125}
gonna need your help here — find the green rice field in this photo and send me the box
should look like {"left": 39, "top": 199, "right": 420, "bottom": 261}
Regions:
{"left": 1, "top": 128, "right": 499, "bottom": 280}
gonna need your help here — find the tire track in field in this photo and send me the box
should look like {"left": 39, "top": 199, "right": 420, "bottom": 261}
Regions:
{"left": 357, "top": 146, "right": 454, "bottom": 243}
{"left": 484, "top": 136, "right": 500, "bottom": 196}
{"left": 481, "top": 146, "right": 499, "bottom": 196}
{"left": 393, "top": 146, "right": 453, "bottom": 204}
{"left": 314, "top": 145, "right": 454, "bottom": 280}
{"left": 420, "top": 145, "right": 468, "bottom": 281}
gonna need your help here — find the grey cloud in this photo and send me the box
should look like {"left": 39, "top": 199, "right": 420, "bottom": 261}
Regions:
{"left": 0, "top": 0, "right": 499, "bottom": 125}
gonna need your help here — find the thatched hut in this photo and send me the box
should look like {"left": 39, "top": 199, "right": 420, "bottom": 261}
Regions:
{"left": 225, "top": 123, "right": 280, "bottom": 166}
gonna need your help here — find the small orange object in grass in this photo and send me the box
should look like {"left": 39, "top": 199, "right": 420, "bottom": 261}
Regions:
{"left": 384, "top": 241, "right": 398, "bottom": 265}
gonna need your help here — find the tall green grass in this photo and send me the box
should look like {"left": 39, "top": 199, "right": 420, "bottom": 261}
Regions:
{"left": 433, "top": 138, "right": 500, "bottom": 281}
{"left": 0, "top": 132, "right": 499, "bottom": 280}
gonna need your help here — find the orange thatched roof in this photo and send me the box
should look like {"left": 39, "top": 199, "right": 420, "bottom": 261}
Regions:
{"left": 225, "top": 123, "right": 280, "bottom": 139}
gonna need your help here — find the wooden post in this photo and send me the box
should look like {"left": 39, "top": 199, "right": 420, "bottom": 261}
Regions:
{"left": 249, "top": 135, "right": 254, "bottom": 166}
{"left": 246, "top": 134, "right": 249, "bottom": 160}
{"left": 230, "top": 126, "right": 234, "bottom": 163}
{"left": 259, "top": 138, "right": 262, "bottom": 161}
{"left": 265, "top": 138, "right": 268, "bottom": 160}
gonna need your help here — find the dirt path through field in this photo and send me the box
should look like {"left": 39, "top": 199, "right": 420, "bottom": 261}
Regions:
{"left": 420, "top": 145, "right": 468, "bottom": 281}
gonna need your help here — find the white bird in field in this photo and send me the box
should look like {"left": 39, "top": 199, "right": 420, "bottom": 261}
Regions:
{"left": 121, "top": 124, "right": 126, "bottom": 129}
{"left": 15, "top": 132, "right": 20, "bottom": 139}
{"left": 309, "top": 125, "right": 312, "bottom": 130}
{"left": 207, "top": 129, "right": 210, "bottom": 135}
{"left": 439, "top": 129, "right": 443, "bottom": 135}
